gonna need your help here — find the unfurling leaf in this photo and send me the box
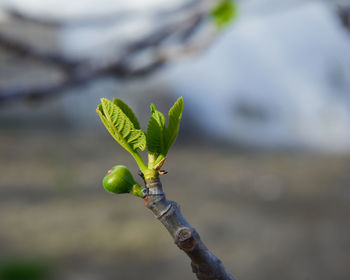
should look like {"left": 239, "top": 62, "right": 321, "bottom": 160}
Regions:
{"left": 147, "top": 104, "right": 166, "bottom": 155}
{"left": 165, "top": 96, "right": 183, "bottom": 154}
{"left": 97, "top": 97, "right": 183, "bottom": 173}
{"left": 147, "top": 114, "right": 163, "bottom": 155}
{"left": 97, "top": 98, "right": 146, "bottom": 153}
{"left": 113, "top": 98, "right": 141, "bottom": 129}
{"left": 146, "top": 97, "right": 183, "bottom": 167}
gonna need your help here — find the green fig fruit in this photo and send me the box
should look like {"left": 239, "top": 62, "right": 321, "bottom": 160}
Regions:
{"left": 103, "top": 165, "right": 137, "bottom": 194}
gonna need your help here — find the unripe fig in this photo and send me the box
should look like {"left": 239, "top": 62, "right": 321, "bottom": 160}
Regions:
{"left": 103, "top": 165, "right": 138, "bottom": 194}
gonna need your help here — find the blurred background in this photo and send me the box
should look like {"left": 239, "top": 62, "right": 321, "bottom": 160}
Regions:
{"left": 1, "top": 0, "right": 350, "bottom": 279}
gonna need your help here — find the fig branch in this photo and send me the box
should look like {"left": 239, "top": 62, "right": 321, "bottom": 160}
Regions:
{"left": 97, "top": 97, "right": 236, "bottom": 280}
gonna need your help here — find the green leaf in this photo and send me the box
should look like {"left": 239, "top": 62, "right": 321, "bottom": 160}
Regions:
{"left": 165, "top": 96, "right": 183, "bottom": 154}
{"left": 147, "top": 104, "right": 166, "bottom": 157}
{"left": 97, "top": 98, "right": 146, "bottom": 153}
{"left": 146, "top": 98, "right": 183, "bottom": 167}
{"left": 147, "top": 115, "right": 162, "bottom": 155}
{"left": 150, "top": 104, "right": 165, "bottom": 128}
{"left": 211, "top": 0, "right": 237, "bottom": 28}
{"left": 113, "top": 98, "right": 141, "bottom": 129}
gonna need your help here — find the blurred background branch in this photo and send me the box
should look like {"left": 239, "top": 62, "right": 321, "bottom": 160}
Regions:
{"left": 0, "top": 0, "right": 349, "bottom": 104}
{"left": 337, "top": 1, "right": 350, "bottom": 29}
{"left": 0, "top": 0, "right": 220, "bottom": 104}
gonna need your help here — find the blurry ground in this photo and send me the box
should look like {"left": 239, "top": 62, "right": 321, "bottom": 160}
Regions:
{"left": 0, "top": 127, "right": 349, "bottom": 280}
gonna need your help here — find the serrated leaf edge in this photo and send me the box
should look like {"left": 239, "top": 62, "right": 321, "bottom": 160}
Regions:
{"left": 98, "top": 98, "right": 146, "bottom": 152}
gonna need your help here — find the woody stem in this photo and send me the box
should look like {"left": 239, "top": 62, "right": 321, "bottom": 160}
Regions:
{"left": 143, "top": 177, "right": 237, "bottom": 280}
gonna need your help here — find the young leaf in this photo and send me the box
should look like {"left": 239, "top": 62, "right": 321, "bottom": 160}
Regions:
{"left": 150, "top": 104, "right": 166, "bottom": 129}
{"left": 97, "top": 98, "right": 146, "bottom": 153}
{"left": 146, "top": 98, "right": 183, "bottom": 168}
{"left": 147, "top": 115, "right": 162, "bottom": 154}
{"left": 165, "top": 97, "right": 183, "bottom": 154}
{"left": 210, "top": 0, "right": 237, "bottom": 28}
{"left": 113, "top": 98, "right": 141, "bottom": 129}
{"left": 147, "top": 104, "right": 166, "bottom": 157}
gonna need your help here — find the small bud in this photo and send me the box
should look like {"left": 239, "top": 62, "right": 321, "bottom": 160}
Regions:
{"left": 153, "top": 157, "right": 166, "bottom": 171}
{"left": 103, "top": 165, "right": 138, "bottom": 194}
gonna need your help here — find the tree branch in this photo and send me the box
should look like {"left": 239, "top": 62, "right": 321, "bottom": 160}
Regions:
{"left": 0, "top": 13, "right": 214, "bottom": 104}
{"left": 0, "top": 0, "right": 218, "bottom": 104}
{"left": 0, "top": 56, "right": 166, "bottom": 103}
{"left": 4, "top": 0, "right": 203, "bottom": 27}
{"left": 0, "top": 33, "right": 79, "bottom": 70}
{"left": 337, "top": 4, "right": 350, "bottom": 30}
{"left": 143, "top": 177, "right": 236, "bottom": 280}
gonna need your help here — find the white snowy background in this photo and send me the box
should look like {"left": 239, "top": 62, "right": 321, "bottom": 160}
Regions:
{"left": 1, "top": 0, "right": 350, "bottom": 152}
{"left": 168, "top": 1, "right": 350, "bottom": 152}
